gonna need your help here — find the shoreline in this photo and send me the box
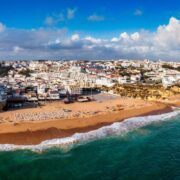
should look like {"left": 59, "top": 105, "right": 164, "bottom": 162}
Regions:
{"left": 0, "top": 109, "right": 179, "bottom": 152}
{"left": 0, "top": 102, "right": 173, "bottom": 145}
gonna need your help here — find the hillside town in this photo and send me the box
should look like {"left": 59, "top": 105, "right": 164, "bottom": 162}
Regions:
{"left": 0, "top": 59, "right": 180, "bottom": 111}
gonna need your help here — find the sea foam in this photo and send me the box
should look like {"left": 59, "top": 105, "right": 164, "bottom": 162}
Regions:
{"left": 0, "top": 111, "right": 179, "bottom": 152}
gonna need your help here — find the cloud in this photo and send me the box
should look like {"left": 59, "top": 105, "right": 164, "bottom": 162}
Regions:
{"left": 0, "top": 17, "right": 180, "bottom": 61}
{"left": 87, "top": 14, "right": 105, "bottom": 21}
{"left": 44, "top": 8, "right": 76, "bottom": 26}
{"left": 71, "top": 34, "right": 80, "bottom": 41}
{"left": 67, "top": 8, "right": 77, "bottom": 20}
{"left": 134, "top": 9, "right": 143, "bottom": 16}
{"left": 84, "top": 36, "right": 104, "bottom": 44}
{"left": 44, "top": 16, "right": 56, "bottom": 26}
{"left": 155, "top": 17, "right": 180, "bottom": 50}
{"left": 0, "top": 22, "right": 6, "bottom": 32}
{"left": 131, "top": 32, "right": 140, "bottom": 41}
{"left": 13, "top": 46, "right": 23, "bottom": 53}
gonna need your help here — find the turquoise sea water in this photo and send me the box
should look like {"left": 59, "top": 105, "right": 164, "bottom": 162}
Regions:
{"left": 0, "top": 115, "right": 180, "bottom": 180}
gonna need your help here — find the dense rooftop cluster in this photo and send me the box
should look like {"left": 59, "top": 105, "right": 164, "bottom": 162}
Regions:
{"left": 0, "top": 59, "right": 179, "bottom": 110}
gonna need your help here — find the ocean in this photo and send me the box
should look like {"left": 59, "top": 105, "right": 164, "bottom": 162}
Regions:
{"left": 0, "top": 113, "right": 180, "bottom": 179}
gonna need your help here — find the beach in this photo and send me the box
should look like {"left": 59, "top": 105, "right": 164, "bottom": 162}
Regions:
{"left": 0, "top": 94, "right": 178, "bottom": 145}
{"left": 0, "top": 108, "right": 179, "bottom": 179}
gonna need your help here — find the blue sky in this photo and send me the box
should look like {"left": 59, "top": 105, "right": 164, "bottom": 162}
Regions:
{"left": 0, "top": 0, "right": 180, "bottom": 60}
{"left": 0, "top": 0, "right": 179, "bottom": 34}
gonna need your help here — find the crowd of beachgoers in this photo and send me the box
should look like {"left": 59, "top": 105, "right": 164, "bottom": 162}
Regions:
{"left": 0, "top": 96, "right": 156, "bottom": 124}
{"left": 14, "top": 110, "right": 97, "bottom": 121}
{"left": 13, "top": 105, "right": 121, "bottom": 122}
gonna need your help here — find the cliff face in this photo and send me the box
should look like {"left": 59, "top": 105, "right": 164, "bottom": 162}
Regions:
{"left": 102, "top": 84, "right": 180, "bottom": 100}
{"left": 170, "top": 86, "right": 180, "bottom": 93}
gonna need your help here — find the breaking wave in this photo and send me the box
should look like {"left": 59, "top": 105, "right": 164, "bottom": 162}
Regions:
{"left": 0, "top": 111, "right": 179, "bottom": 152}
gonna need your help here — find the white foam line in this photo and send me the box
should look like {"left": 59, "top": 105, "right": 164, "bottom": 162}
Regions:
{"left": 0, "top": 111, "right": 179, "bottom": 152}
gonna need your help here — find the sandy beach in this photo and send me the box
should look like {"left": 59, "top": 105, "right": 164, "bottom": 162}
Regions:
{"left": 158, "top": 95, "right": 180, "bottom": 107}
{"left": 0, "top": 94, "right": 177, "bottom": 145}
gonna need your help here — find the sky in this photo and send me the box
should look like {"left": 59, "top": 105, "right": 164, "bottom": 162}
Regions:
{"left": 0, "top": 0, "right": 180, "bottom": 61}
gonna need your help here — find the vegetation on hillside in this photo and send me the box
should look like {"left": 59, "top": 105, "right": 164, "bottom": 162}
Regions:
{"left": 162, "top": 64, "right": 180, "bottom": 72}
{"left": 101, "top": 84, "right": 180, "bottom": 100}
{"left": 0, "top": 65, "right": 13, "bottom": 77}
{"left": 18, "top": 69, "right": 34, "bottom": 77}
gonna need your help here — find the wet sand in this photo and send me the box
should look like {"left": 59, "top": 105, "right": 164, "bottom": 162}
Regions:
{"left": 0, "top": 99, "right": 173, "bottom": 145}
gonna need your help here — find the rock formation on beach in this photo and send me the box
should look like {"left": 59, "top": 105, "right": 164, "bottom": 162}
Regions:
{"left": 102, "top": 84, "right": 180, "bottom": 100}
